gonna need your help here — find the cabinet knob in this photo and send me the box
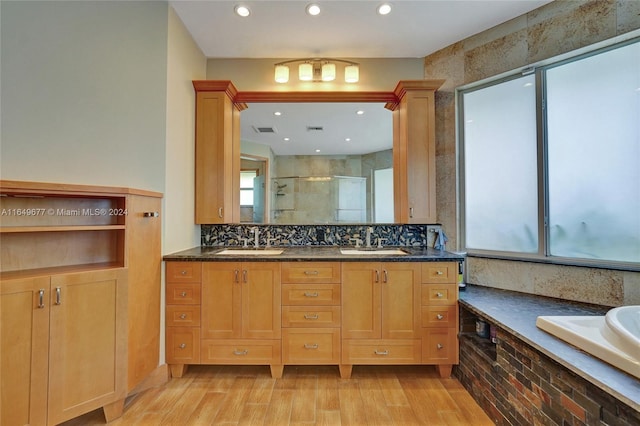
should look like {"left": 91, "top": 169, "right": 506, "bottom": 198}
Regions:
{"left": 143, "top": 211, "right": 159, "bottom": 217}
{"left": 179, "top": 343, "right": 186, "bottom": 349}
{"left": 180, "top": 313, "right": 187, "bottom": 319}
{"left": 435, "top": 292, "right": 444, "bottom": 298}
{"left": 304, "top": 313, "right": 319, "bottom": 320}
{"left": 304, "top": 343, "right": 319, "bottom": 350}
{"left": 374, "top": 349, "right": 389, "bottom": 356}
{"left": 233, "top": 349, "right": 249, "bottom": 356}
{"left": 436, "top": 270, "right": 444, "bottom": 275}
{"left": 436, "top": 314, "right": 444, "bottom": 320}
{"left": 180, "top": 291, "right": 188, "bottom": 297}
{"left": 180, "top": 270, "right": 187, "bottom": 275}
{"left": 437, "top": 344, "right": 444, "bottom": 350}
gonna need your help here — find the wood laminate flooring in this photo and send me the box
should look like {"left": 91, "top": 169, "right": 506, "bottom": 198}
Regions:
{"left": 60, "top": 365, "right": 494, "bottom": 425}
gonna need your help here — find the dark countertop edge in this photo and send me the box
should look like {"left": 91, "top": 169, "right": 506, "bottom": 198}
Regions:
{"left": 162, "top": 246, "right": 464, "bottom": 262}
{"left": 459, "top": 285, "right": 640, "bottom": 411}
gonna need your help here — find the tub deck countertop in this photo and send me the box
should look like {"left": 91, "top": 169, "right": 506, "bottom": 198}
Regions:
{"left": 459, "top": 285, "right": 640, "bottom": 412}
{"left": 163, "top": 245, "right": 464, "bottom": 262}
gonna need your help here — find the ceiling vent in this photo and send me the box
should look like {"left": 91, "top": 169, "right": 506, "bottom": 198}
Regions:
{"left": 306, "top": 126, "right": 324, "bottom": 131}
{"left": 253, "top": 126, "right": 277, "bottom": 133}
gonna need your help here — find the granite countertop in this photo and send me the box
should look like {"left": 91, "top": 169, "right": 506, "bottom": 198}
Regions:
{"left": 459, "top": 285, "right": 640, "bottom": 411}
{"left": 163, "top": 245, "right": 464, "bottom": 262}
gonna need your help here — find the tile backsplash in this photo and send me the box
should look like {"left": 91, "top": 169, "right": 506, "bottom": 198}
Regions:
{"left": 202, "top": 224, "right": 443, "bottom": 248}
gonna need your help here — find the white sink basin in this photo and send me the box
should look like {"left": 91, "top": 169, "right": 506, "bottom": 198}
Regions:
{"left": 340, "top": 248, "right": 408, "bottom": 255}
{"left": 216, "top": 248, "right": 284, "bottom": 255}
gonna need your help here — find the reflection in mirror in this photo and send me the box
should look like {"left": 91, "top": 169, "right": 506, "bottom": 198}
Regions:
{"left": 240, "top": 102, "right": 393, "bottom": 224}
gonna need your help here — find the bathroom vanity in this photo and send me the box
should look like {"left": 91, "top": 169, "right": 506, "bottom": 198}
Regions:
{"left": 163, "top": 246, "right": 462, "bottom": 379}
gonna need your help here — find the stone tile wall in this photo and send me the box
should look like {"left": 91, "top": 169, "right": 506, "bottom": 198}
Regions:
{"left": 457, "top": 306, "right": 640, "bottom": 425}
{"left": 424, "top": 0, "right": 640, "bottom": 306}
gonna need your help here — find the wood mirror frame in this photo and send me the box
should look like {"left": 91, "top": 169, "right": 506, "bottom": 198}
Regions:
{"left": 192, "top": 80, "right": 443, "bottom": 225}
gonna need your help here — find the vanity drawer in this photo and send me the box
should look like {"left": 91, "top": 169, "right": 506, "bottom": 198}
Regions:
{"left": 166, "top": 305, "right": 201, "bottom": 327}
{"left": 342, "top": 339, "right": 421, "bottom": 364}
{"left": 166, "top": 327, "right": 201, "bottom": 364}
{"left": 282, "top": 328, "right": 341, "bottom": 364}
{"left": 200, "top": 339, "right": 281, "bottom": 364}
{"left": 281, "top": 262, "right": 341, "bottom": 283}
{"left": 282, "top": 306, "right": 341, "bottom": 327}
{"left": 421, "top": 262, "right": 457, "bottom": 284}
{"left": 166, "top": 262, "right": 202, "bottom": 283}
{"left": 166, "top": 283, "right": 201, "bottom": 305}
{"left": 282, "top": 284, "right": 340, "bottom": 305}
{"left": 422, "top": 328, "right": 458, "bottom": 364}
{"left": 421, "top": 305, "right": 457, "bottom": 328}
{"left": 421, "top": 284, "right": 457, "bottom": 305}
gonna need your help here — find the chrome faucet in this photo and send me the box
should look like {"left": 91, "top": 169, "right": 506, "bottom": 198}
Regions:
{"left": 252, "top": 227, "right": 260, "bottom": 248}
{"left": 365, "top": 227, "right": 373, "bottom": 248}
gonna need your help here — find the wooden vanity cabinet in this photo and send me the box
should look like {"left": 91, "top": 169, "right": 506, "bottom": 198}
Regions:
{"left": 340, "top": 262, "right": 421, "bottom": 378}
{"left": 200, "top": 262, "right": 282, "bottom": 378}
{"left": 281, "top": 262, "right": 341, "bottom": 365}
{"left": 420, "top": 262, "right": 459, "bottom": 378}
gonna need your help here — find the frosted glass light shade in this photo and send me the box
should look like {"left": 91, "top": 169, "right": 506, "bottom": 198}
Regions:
{"left": 344, "top": 64, "right": 359, "bottom": 83}
{"left": 321, "top": 63, "right": 336, "bottom": 81}
{"left": 274, "top": 65, "right": 289, "bottom": 83}
{"left": 299, "top": 63, "right": 313, "bottom": 81}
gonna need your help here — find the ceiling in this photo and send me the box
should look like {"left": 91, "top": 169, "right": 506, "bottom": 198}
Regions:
{"left": 171, "top": 0, "right": 552, "bottom": 155}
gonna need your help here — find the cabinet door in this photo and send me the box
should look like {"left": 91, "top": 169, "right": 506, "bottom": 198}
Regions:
{"left": 342, "top": 262, "right": 381, "bottom": 339}
{"left": 241, "top": 262, "right": 281, "bottom": 339}
{"left": 48, "top": 268, "right": 127, "bottom": 426}
{"left": 382, "top": 263, "right": 420, "bottom": 339}
{"left": 126, "top": 194, "right": 162, "bottom": 391}
{"left": 202, "top": 262, "right": 242, "bottom": 339}
{"left": 0, "top": 276, "right": 50, "bottom": 426}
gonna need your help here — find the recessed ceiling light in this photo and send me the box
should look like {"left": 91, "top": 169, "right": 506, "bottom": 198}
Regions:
{"left": 234, "top": 5, "right": 250, "bottom": 17}
{"left": 356, "top": 110, "right": 365, "bottom": 115}
{"left": 377, "top": 3, "right": 392, "bottom": 15}
{"left": 345, "top": 138, "right": 351, "bottom": 142}
{"left": 306, "top": 4, "right": 321, "bottom": 16}
{"left": 315, "top": 149, "right": 321, "bottom": 153}
{"left": 283, "top": 137, "right": 290, "bottom": 141}
{"left": 274, "top": 111, "right": 282, "bottom": 116}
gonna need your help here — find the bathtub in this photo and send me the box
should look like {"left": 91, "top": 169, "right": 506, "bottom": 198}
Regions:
{"left": 536, "top": 305, "right": 640, "bottom": 380}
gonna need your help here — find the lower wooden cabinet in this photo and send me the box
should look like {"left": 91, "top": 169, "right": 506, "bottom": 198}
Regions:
{"left": 1, "top": 268, "right": 128, "bottom": 426}
{"left": 165, "top": 260, "right": 459, "bottom": 380}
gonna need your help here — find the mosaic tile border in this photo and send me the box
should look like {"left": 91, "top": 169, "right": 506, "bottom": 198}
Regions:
{"left": 201, "top": 224, "right": 444, "bottom": 248}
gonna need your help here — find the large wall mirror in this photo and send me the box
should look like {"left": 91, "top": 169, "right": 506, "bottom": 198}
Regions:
{"left": 239, "top": 100, "right": 394, "bottom": 225}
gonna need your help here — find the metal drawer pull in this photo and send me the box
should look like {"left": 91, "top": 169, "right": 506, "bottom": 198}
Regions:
{"left": 304, "top": 292, "right": 319, "bottom": 297}
{"left": 436, "top": 270, "right": 444, "bottom": 275}
{"left": 437, "top": 344, "right": 444, "bottom": 350}
{"left": 409, "top": 207, "right": 414, "bottom": 218}
{"left": 180, "top": 313, "right": 187, "bottom": 319}
{"left": 375, "top": 270, "right": 380, "bottom": 283}
{"left": 234, "top": 269, "right": 239, "bottom": 283}
{"left": 374, "top": 350, "right": 389, "bottom": 356}
{"left": 304, "top": 270, "right": 319, "bottom": 275}
{"left": 233, "top": 349, "right": 249, "bottom": 356}
{"left": 179, "top": 343, "right": 186, "bottom": 349}
{"left": 180, "top": 291, "right": 188, "bottom": 297}
{"left": 435, "top": 292, "right": 444, "bottom": 298}
{"left": 383, "top": 270, "right": 388, "bottom": 283}
{"left": 38, "top": 289, "right": 45, "bottom": 309}
{"left": 143, "top": 211, "right": 159, "bottom": 217}
{"left": 243, "top": 270, "right": 248, "bottom": 283}
{"left": 55, "top": 287, "right": 62, "bottom": 305}
{"left": 436, "top": 314, "right": 444, "bottom": 320}
{"left": 218, "top": 207, "right": 223, "bottom": 218}
{"left": 304, "top": 343, "right": 319, "bottom": 349}
{"left": 304, "top": 313, "right": 319, "bottom": 320}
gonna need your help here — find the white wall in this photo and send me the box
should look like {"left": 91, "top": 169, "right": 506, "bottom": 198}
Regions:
{"left": 164, "top": 6, "right": 206, "bottom": 254}
{"left": 0, "top": 1, "right": 168, "bottom": 192}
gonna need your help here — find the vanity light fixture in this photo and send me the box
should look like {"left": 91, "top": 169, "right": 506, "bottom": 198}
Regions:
{"left": 274, "top": 58, "right": 359, "bottom": 83}
{"left": 234, "top": 5, "right": 251, "bottom": 17}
